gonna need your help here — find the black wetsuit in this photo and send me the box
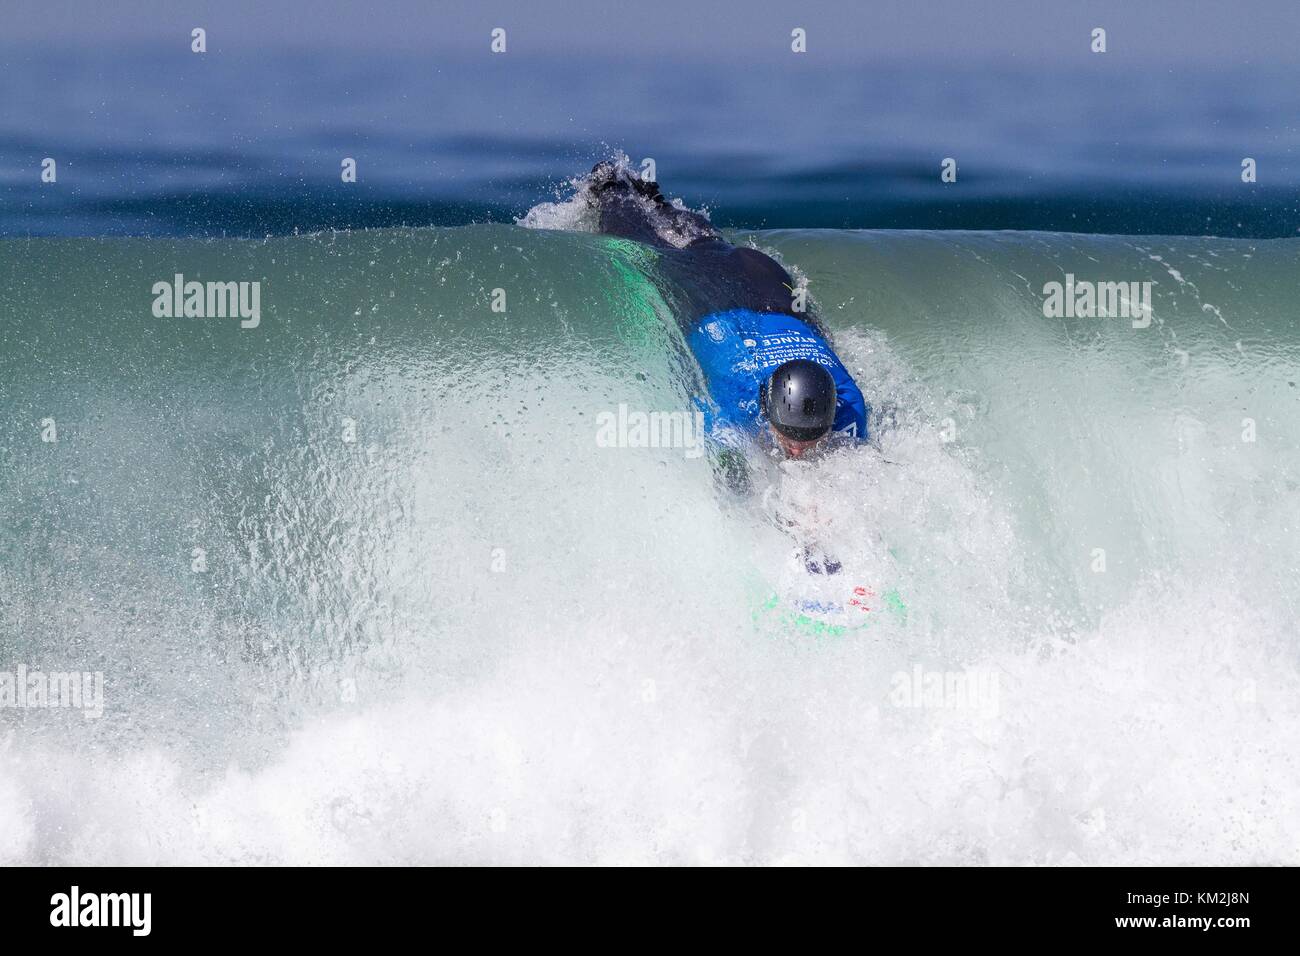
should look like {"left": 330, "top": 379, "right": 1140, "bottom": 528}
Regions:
{"left": 591, "top": 167, "right": 823, "bottom": 332}
{"left": 590, "top": 166, "right": 870, "bottom": 499}
{"left": 590, "top": 168, "right": 871, "bottom": 578}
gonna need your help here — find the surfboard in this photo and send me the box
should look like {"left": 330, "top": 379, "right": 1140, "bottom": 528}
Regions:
{"left": 755, "top": 583, "right": 907, "bottom": 637}
{"left": 753, "top": 545, "right": 907, "bottom": 638}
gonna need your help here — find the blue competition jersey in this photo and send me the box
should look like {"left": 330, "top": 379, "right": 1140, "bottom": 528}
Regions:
{"left": 686, "top": 309, "right": 869, "bottom": 444}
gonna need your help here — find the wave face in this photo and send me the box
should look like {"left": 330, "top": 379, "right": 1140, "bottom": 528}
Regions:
{"left": 2, "top": 225, "right": 1298, "bottom": 864}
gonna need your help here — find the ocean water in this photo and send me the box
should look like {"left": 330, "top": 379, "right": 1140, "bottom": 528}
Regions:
{"left": 3, "top": 34, "right": 1299, "bottom": 864}
{"left": 3, "top": 45, "right": 1300, "bottom": 238}
{"left": 2, "top": 208, "right": 1298, "bottom": 863}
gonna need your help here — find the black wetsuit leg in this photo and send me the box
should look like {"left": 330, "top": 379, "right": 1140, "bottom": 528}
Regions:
{"left": 593, "top": 171, "right": 720, "bottom": 249}
{"left": 590, "top": 166, "right": 826, "bottom": 336}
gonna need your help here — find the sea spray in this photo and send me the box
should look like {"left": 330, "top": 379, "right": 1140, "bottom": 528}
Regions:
{"left": 1, "top": 224, "right": 1297, "bottom": 864}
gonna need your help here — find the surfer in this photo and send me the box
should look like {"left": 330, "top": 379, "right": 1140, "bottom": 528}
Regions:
{"left": 587, "top": 161, "right": 869, "bottom": 493}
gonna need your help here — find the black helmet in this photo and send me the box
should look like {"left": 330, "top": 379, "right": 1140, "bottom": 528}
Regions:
{"left": 762, "top": 360, "right": 837, "bottom": 441}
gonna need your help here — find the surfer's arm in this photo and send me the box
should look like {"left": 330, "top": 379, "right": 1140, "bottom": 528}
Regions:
{"left": 701, "top": 421, "right": 754, "bottom": 496}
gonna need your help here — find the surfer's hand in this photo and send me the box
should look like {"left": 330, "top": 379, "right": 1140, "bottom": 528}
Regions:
{"left": 801, "top": 545, "right": 843, "bottom": 575}
{"left": 709, "top": 446, "right": 752, "bottom": 496}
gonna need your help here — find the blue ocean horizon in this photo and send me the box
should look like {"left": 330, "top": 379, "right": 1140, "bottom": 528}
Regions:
{"left": 2, "top": 42, "right": 1298, "bottom": 237}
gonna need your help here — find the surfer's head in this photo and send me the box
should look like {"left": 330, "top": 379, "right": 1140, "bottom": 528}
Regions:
{"left": 762, "top": 359, "right": 837, "bottom": 458}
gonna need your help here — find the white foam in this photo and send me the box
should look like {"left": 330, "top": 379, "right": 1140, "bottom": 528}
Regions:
{"left": 3, "top": 563, "right": 1295, "bottom": 865}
